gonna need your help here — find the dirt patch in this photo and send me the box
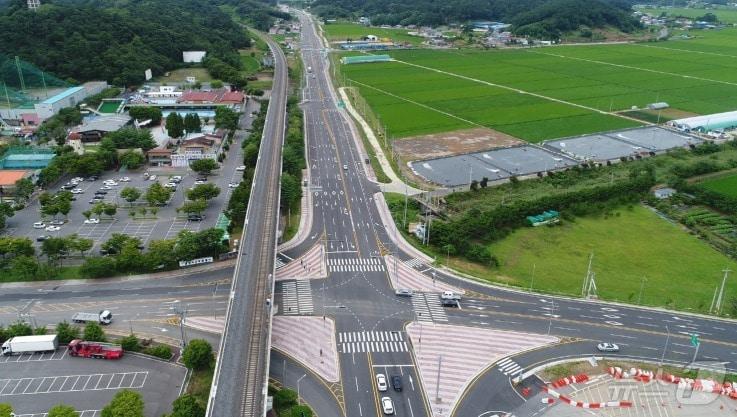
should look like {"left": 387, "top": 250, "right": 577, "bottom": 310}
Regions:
{"left": 650, "top": 108, "right": 700, "bottom": 119}
{"left": 393, "top": 127, "right": 524, "bottom": 161}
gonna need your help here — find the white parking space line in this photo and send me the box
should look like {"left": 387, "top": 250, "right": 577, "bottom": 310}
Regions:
{"left": 15, "top": 409, "right": 101, "bottom": 417}
{"left": 1, "top": 349, "right": 67, "bottom": 363}
{"left": 0, "top": 372, "right": 148, "bottom": 396}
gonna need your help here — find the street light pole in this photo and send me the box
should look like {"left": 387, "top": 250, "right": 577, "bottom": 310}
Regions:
{"left": 660, "top": 325, "right": 670, "bottom": 365}
{"left": 297, "top": 373, "right": 307, "bottom": 405}
{"left": 547, "top": 301, "right": 555, "bottom": 336}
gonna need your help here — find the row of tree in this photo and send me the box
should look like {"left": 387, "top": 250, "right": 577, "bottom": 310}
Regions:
{"left": 166, "top": 112, "right": 203, "bottom": 139}
{"left": 281, "top": 97, "right": 306, "bottom": 213}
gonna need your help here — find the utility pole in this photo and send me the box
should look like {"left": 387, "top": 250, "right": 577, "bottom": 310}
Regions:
{"left": 547, "top": 301, "right": 556, "bottom": 336}
{"left": 529, "top": 263, "right": 536, "bottom": 293}
{"left": 660, "top": 325, "right": 670, "bottom": 365}
{"left": 435, "top": 355, "right": 443, "bottom": 403}
{"left": 402, "top": 182, "right": 408, "bottom": 229}
{"left": 638, "top": 276, "right": 647, "bottom": 305}
{"left": 715, "top": 268, "right": 731, "bottom": 314}
{"left": 581, "top": 253, "right": 597, "bottom": 299}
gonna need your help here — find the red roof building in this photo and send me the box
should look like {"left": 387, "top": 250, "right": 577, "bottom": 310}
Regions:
{"left": 178, "top": 89, "right": 245, "bottom": 105}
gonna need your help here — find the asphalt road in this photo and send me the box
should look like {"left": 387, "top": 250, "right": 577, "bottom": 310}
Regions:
{"left": 207, "top": 32, "right": 288, "bottom": 417}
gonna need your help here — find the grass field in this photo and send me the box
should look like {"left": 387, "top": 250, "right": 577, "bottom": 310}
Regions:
{"left": 637, "top": 6, "right": 737, "bottom": 23}
{"left": 339, "top": 27, "right": 737, "bottom": 141}
{"left": 699, "top": 173, "right": 737, "bottom": 198}
{"left": 154, "top": 67, "right": 212, "bottom": 83}
{"left": 323, "top": 22, "right": 423, "bottom": 45}
{"left": 484, "top": 205, "right": 737, "bottom": 312}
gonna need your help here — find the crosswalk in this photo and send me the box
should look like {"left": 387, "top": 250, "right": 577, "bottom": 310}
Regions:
{"left": 412, "top": 293, "right": 448, "bottom": 323}
{"left": 275, "top": 258, "right": 286, "bottom": 269}
{"left": 404, "top": 258, "right": 425, "bottom": 269}
{"left": 497, "top": 358, "right": 523, "bottom": 377}
{"left": 328, "top": 258, "right": 385, "bottom": 272}
{"left": 281, "top": 280, "right": 314, "bottom": 315}
{"left": 338, "top": 331, "right": 408, "bottom": 353}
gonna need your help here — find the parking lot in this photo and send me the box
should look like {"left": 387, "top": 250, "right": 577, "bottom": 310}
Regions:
{"left": 0, "top": 350, "right": 187, "bottom": 416}
{"left": 2, "top": 100, "right": 259, "bottom": 252}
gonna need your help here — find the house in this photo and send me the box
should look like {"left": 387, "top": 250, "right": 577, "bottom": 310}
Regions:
{"left": 68, "top": 114, "right": 131, "bottom": 143}
{"left": 181, "top": 135, "right": 218, "bottom": 154}
{"left": 178, "top": 89, "right": 245, "bottom": 105}
{"left": 653, "top": 188, "right": 676, "bottom": 199}
{"left": 146, "top": 147, "right": 173, "bottom": 167}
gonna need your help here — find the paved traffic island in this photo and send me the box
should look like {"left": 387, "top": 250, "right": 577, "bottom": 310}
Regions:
{"left": 271, "top": 316, "right": 339, "bottom": 382}
{"left": 383, "top": 254, "right": 462, "bottom": 293}
{"left": 275, "top": 242, "right": 327, "bottom": 281}
{"left": 405, "top": 322, "right": 557, "bottom": 417}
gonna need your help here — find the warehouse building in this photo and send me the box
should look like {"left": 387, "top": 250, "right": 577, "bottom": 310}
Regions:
{"left": 669, "top": 110, "right": 737, "bottom": 132}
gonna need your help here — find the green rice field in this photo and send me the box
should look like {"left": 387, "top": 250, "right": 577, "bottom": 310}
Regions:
{"left": 699, "top": 173, "right": 737, "bottom": 198}
{"left": 340, "top": 28, "right": 737, "bottom": 142}
{"left": 323, "top": 22, "right": 423, "bottom": 45}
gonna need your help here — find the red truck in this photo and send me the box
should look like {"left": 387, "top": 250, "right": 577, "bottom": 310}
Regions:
{"left": 67, "top": 339, "right": 123, "bottom": 359}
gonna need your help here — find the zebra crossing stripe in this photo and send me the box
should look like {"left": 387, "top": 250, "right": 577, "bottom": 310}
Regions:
{"left": 337, "top": 331, "right": 409, "bottom": 353}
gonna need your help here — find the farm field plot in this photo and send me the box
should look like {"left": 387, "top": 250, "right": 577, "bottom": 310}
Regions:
{"left": 485, "top": 205, "right": 737, "bottom": 312}
{"left": 340, "top": 28, "right": 737, "bottom": 142}
{"left": 323, "top": 22, "right": 423, "bottom": 45}
{"left": 637, "top": 6, "right": 737, "bottom": 23}
{"left": 698, "top": 173, "right": 737, "bottom": 198}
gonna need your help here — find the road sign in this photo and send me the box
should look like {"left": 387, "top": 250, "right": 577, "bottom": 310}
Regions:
{"left": 691, "top": 334, "right": 700, "bottom": 347}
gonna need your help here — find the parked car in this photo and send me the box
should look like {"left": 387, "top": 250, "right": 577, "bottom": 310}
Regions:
{"left": 194, "top": 180, "right": 207, "bottom": 185}
{"left": 100, "top": 186, "right": 112, "bottom": 190}
{"left": 84, "top": 218, "right": 100, "bottom": 224}
{"left": 149, "top": 175, "right": 157, "bottom": 181}
{"left": 89, "top": 198, "right": 103, "bottom": 204}
{"left": 71, "top": 188, "right": 84, "bottom": 194}
{"left": 86, "top": 175, "right": 98, "bottom": 181}
{"left": 228, "top": 182, "right": 240, "bottom": 188}
{"left": 36, "top": 235, "right": 50, "bottom": 242}
{"left": 45, "top": 225, "right": 60, "bottom": 232}
{"left": 391, "top": 375, "right": 402, "bottom": 392}
{"left": 236, "top": 165, "right": 246, "bottom": 171}
{"left": 187, "top": 214, "right": 204, "bottom": 221}
{"left": 381, "top": 397, "right": 394, "bottom": 415}
{"left": 103, "top": 181, "right": 118, "bottom": 186}
{"left": 597, "top": 342, "right": 619, "bottom": 352}
{"left": 94, "top": 190, "right": 108, "bottom": 195}
{"left": 164, "top": 183, "right": 177, "bottom": 188}
{"left": 49, "top": 220, "right": 65, "bottom": 226}
{"left": 32, "top": 222, "right": 46, "bottom": 229}
{"left": 143, "top": 172, "right": 150, "bottom": 179}
{"left": 376, "top": 374, "right": 388, "bottom": 392}
{"left": 119, "top": 177, "right": 130, "bottom": 182}
{"left": 171, "top": 175, "right": 182, "bottom": 183}
{"left": 343, "top": 164, "right": 348, "bottom": 170}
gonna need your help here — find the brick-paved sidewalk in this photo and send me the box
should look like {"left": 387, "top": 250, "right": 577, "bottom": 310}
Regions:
{"left": 272, "top": 316, "right": 340, "bottom": 382}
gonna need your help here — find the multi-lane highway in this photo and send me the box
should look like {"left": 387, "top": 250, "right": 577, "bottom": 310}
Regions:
{"left": 207, "top": 32, "right": 288, "bottom": 417}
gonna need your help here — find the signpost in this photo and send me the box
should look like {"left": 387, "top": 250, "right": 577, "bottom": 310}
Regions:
{"left": 691, "top": 333, "right": 700, "bottom": 364}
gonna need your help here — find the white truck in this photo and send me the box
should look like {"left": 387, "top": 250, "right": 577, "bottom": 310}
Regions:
{"left": 72, "top": 310, "right": 113, "bottom": 325}
{"left": 2, "top": 334, "right": 59, "bottom": 356}
{"left": 441, "top": 291, "right": 462, "bottom": 301}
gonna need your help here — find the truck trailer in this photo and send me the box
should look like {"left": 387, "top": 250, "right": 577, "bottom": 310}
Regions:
{"left": 72, "top": 310, "right": 113, "bottom": 325}
{"left": 1, "top": 334, "right": 59, "bottom": 356}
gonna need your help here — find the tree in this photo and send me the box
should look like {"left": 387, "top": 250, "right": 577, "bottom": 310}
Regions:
{"left": 280, "top": 173, "right": 301, "bottom": 210}
{"left": 186, "top": 184, "right": 221, "bottom": 202}
{"left": 0, "top": 202, "right": 13, "bottom": 230}
{"left": 102, "top": 233, "right": 141, "bottom": 255}
{"left": 0, "top": 403, "right": 13, "bottom": 417}
{"left": 171, "top": 394, "right": 205, "bottom": 417}
{"left": 106, "top": 128, "right": 157, "bottom": 150}
{"left": 0, "top": 236, "right": 35, "bottom": 258}
{"left": 120, "top": 151, "right": 145, "bottom": 169}
{"left": 67, "top": 234, "right": 93, "bottom": 256}
{"left": 274, "top": 389, "right": 297, "bottom": 409}
{"left": 144, "top": 344, "right": 172, "bottom": 359}
{"left": 71, "top": 153, "right": 104, "bottom": 176}
{"left": 14, "top": 177, "right": 34, "bottom": 202}
{"left": 145, "top": 182, "right": 172, "bottom": 206}
{"left": 55, "top": 321, "right": 81, "bottom": 344}
{"left": 180, "top": 199, "right": 207, "bottom": 215}
{"left": 243, "top": 142, "right": 259, "bottom": 167}
{"left": 181, "top": 339, "right": 213, "bottom": 370}
{"left": 189, "top": 158, "right": 219, "bottom": 176}
{"left": 166, "top": 112, "right": 184, "bottom": 138}
{"left": 48, "top": 404, "right": 78, "bottom": 417}
{"left": 128, "top": 106, "right": 163, "bottom": 125}
{"left": 10, "top": 256, "right": 39, "bottom": 280}
{"left": 210, "top": 80, "right": 224, "bottom": 89}
{"left": 41, "top": 237, "right": 69, "bottom": 265}
{"left": 183, "top": 113, "right": 202, "bottom": 134}
{"left": 6, "top": 321, "right": 33, "bottom": 337}
{"left": 83, "top": 322, "right": 106, "bottom": 342}
{"left": 101, "top": 390, "right": 144, "bottom": 417}
{"left": 120, "top": 334, "right": 141, "bottom": 352}
{"left": 116, "top": 241, "right": 145, "bottom": 272}
{"left": 80, "top": 256, "right": 118, "bottom": 278}
{"left": 214, "top": 107, "right": 239, "bottom": 131}
{"left": 146, "top": 239, "right": 178, "bottom": 270}
{"left": 120, "top": 187, "right": 142, "bottom": 205}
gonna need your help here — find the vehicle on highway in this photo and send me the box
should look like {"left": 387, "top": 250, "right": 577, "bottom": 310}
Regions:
{"left": 395, "top": 288, "right": 414, "bottom": 297}
{"left": 71, "top": 188, "right": 84, "bottom": 194}
{"left": 441, "top": 291, "right": 462, "bottom": 301}
{"left": 236, "top": 165, "right": 246, "bottom": 171}
{"left": 100, "top": 185, "right": 112, "bottom": 190}
{"left": 45, "top": 225, "right": 61, "bottom": 232}
{"left": 171, "top": 176, "right": 182, "bottom": 183}
{"left": 343, "top": 164, "right": 348, "bottom": 170}
{"left": 84, "top": 218, "right": 100, "bottom": 224}
{"left": 441, "top": 298, "right": 459, "bottom": 307}
{"left": 187, "top": 214, "right": 204, "bottom": 221}
{"left": 2, "top": 334, "right": 58, "bottom": 356}
{"left": 597, "top": 342, "right": 620, "bottom": 352}
{"left": 36, "top": 235, "right": 50, "bottom": 242}
{"left": 33, "top": 221, "right": 46, "bottom": 229}
{"left": 391, "top": 375, "right": 402, "bottom": 392}
{"left": 119, "top": 176, "right": 130, "bottom": 182}
{"left": 72, "top": 310, "right": 113, "bottom": 325}
{"left": 376, "top": 373, "right": 388, "bottom": 392}
{"left": 381, "top": 397, "right": 394, "bottom": 415}
{"left": 228, "top": 182, "right": 240, "bottom": 188}
{"left": 68, "top": 339, "right": 123, "bottom": 359}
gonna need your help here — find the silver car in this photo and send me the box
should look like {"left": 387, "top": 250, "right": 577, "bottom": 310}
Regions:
{"left": 597, "top": 342, "right": 620, "bottom": 352}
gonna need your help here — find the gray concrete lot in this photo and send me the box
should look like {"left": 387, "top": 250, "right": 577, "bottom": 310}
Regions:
{"left": 0, "top": 351, "right": 187, "bottom": 416}
{"left": 2, "top": 99, "right": 260, "bottom": 252}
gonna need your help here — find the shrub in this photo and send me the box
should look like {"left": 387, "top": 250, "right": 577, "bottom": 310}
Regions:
{"left": 144, "top": 344, "right": 172, "bottom": 360}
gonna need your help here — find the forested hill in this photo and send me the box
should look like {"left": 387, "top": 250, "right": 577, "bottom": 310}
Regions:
{"left": 0, "top": 0, "right": 281, "bottom": 85}
{"left": 312, "top": 0, "right": 640, "bottom": 39}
